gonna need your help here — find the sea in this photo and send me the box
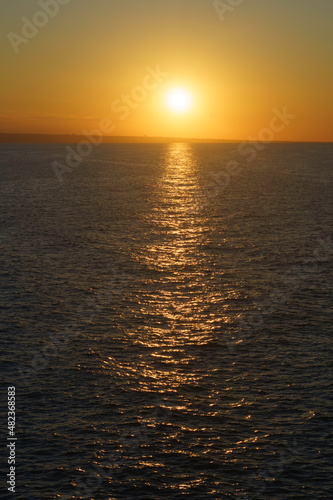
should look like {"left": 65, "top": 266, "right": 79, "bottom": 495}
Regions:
{"left": 0, "top": 143, "right": 332, "bottom": 499}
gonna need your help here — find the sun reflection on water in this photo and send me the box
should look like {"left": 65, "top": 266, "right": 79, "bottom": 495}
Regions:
{"left": 96, "top": 144, "right": 223, "bottom": 397}
{"left": 85, "top": 144, "right": 247, "bottom": 498}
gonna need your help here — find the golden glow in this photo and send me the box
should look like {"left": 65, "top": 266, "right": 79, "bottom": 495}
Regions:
{"left": 166, "top": 88, "right": 193, "bottom": 113}
{"left": 1, "top": 2, "right": 332, "bottom": 140}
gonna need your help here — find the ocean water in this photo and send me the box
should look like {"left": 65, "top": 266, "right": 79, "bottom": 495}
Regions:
{"left": 1, "top": 143, "right": 332, "bottom": 499}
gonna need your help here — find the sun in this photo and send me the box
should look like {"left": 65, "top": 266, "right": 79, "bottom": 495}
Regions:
{"left": 166, "top": 88, "right": 193, "bottom": 113}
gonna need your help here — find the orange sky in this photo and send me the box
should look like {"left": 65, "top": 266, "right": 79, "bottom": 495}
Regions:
{"left": 1, "top": 0, "right": 332, "bottom": 141}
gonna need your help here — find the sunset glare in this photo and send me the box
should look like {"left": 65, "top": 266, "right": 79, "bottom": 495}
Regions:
{"left": 166, "top": 88, "right": 193, "bottom": 113}
{"left": 1, "top": 0, "right": 332, "bottom": 141}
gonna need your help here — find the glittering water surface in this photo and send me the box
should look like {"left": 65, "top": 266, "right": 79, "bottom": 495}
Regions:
{"left": 1, "top": 143, "right": 333, "bottom": 499}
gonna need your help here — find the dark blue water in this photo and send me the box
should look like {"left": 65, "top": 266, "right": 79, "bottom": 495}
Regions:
{"left": 1, "top": 143, "right": 332, "bottom": 499}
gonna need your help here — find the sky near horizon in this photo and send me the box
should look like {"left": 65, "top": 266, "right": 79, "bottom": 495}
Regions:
{"left": 1, "top": 0, "right": 332, "bottom": 141}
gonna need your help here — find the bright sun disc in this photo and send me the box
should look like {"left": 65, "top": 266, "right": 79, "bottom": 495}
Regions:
{"left": 166, "top": 88, "right": 192, "bottom": 113}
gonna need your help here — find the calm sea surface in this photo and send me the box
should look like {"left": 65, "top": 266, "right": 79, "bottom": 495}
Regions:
{"left": 1, "top": 143, "right": 332, "bottom": 499}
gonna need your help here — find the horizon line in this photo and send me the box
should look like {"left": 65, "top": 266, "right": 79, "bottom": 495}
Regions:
{"left": 0, "top": 133, "right": 332, "bottom": 144}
